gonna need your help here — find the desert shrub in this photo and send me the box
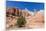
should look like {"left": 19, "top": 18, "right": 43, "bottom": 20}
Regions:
{"left": 17, "top": 16, "right": 26, "bottom": 27}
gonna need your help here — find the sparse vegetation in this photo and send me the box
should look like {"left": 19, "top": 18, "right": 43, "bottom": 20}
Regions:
{"left": 17, "top": 16, "right": 26, "bottom": 27}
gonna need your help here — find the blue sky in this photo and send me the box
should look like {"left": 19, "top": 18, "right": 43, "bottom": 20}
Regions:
{"left": 6, "top": 1, "right": 44, "bottom": 11}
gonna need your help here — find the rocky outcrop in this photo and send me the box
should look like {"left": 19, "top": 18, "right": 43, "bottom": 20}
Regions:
{"left": 6, "top": 8, "right": 44, "bottom": 29}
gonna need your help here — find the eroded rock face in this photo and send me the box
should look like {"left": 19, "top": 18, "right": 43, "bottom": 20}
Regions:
{"left": 6, "top": 16, "right": 18, "bottom": 28}
{"left": 6, "top": 13, "right": 44, "bottom": 28}
{"left": 6, "top": 8, "right": 44, "bottom": 29}
{"left": 25, "top": 12, "right": 44, "bottom": 28}
{"left": 6, "top": 8, "right": 16, "bottom": 14}
{"left": 6, "top": 8, "right": 22, "bottom": 16}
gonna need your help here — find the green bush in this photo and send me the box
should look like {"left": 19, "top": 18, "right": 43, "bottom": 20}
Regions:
{"left": 17, "top": 16, "right": 26, "bottom": 27}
